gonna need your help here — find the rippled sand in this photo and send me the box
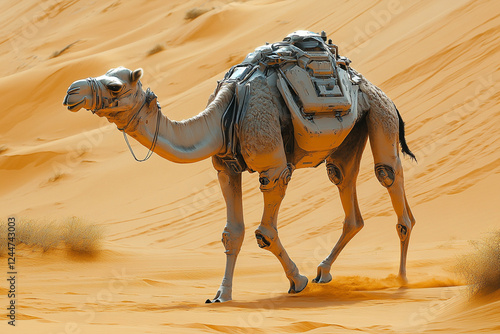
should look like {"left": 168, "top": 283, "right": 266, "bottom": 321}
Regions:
{"left": 0, "top": 0, "right": 499, "bottom": 333}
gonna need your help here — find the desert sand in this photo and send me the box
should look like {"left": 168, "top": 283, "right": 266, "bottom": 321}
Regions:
{"left": 0, "top": 0, "right": 499, "bottom": 333}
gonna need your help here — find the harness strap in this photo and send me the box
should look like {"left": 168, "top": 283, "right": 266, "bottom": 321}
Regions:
{"left": 118, "top": 89, "right": 161, "bottom": 162}
{"left": 86, "top": 77, "right": 101, "bottom": 113}
{"left": 218, "top": 74, "right": 254, "bottom": 173}
{"left": 120, "top": 108, "right": 160, "bottom": 162}
{"left": 87, "top": 76, "right": 161, "bottom": 163}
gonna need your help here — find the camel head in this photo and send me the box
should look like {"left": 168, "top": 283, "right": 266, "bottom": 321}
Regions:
{"left": 63, "top": 67, "right": 145, "bottom": 122}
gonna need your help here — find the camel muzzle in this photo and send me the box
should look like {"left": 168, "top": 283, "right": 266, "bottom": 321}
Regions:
{"left": 63, "top": 79, "right": 91, "bottom": 112}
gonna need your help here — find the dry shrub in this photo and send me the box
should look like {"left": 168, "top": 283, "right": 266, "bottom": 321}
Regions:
{"left": 184, "top": 7, "right": 211, "bottom": 20}
{"left": 455, "top": 231, "right": 500, "bottom": 297}
{"left": 0, "top": 218, "right": 103, "bottom": 256}
{"left": 62, "top": 217, "right": 103, "bottom": 255}
{"left": 0, "top": 222, "right": 6, "bottom": 256}
{"left": 50, "top": 40, "right": 78, "bottom": 59}
{"left": 48, "top": 172, "right": 65, "bottom": 183}
{"left": 16, "top": 220, "right": 60, "bottom": 251}
{"left": 147, "top": 44, "right": 165, "bottom": 56}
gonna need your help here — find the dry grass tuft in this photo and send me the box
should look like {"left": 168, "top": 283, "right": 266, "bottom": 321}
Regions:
{"left": 0, "top": 223, "right": 6, "bottom": 256}
{"left": 455, "top": 230, "right": 500, "bottom": 297}
{"left": 62, "top": 217, "right": 103, "bottom": 255}
{"left": 0, "top": 218, "right": 103, "bottom": 256}
{"left": 48, "top": 171, "right": 65, "bottom": 183}
{"left": 184, "top": 7, "right": 211, "bottom": 20}
{"left": 16, "top": 220, "right": 60, "bottom": 252}
{"left": 50, "top": 40, "right": 78, "bottom": 59}
{"left": 147, "top": 44, "right": 165, "bottom": 56}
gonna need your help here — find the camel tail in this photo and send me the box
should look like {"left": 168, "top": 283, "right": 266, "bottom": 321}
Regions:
{"left": 395, "top": 105, "right": 417, "bottom": 162}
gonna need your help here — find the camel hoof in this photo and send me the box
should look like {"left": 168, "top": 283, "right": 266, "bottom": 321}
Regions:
{"left": 205, "top": 298, "right": 222, "bottom": 303}
{"left": 206, "top": 287, "right": 232, "bottom": 303}
{"left": 288, "top": 275, "right": 308, "bottom": 294}
{"left": 312, "top": 264, "right": 332, "bottom": 283}
{"left": 398, "top": 274, "right": 409, "bottom": 287}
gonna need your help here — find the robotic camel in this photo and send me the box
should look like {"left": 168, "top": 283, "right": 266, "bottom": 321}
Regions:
{"left": 64, "top": 31, "right": 416, "bottom": 303}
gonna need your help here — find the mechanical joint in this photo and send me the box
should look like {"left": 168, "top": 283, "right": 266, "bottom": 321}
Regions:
{"left": 221, "top": 225, "right": 243, "bottom": 255}
{"left": 375, "top": 164, "right": 395, "bottom": 188}
{"left": 255, "top": 231, "right": 271, "bottom": 249}
{"left": 397, "top": 224, "right": 408, "bottom": 241}
{"left": 259, "top": 164, "right": 293, "bottom": 192}
{"left": 255, "top": 226, "right": 278, "bottom": 251}
{"left": 326, "top": 163, "right": 343, "bottom": 185}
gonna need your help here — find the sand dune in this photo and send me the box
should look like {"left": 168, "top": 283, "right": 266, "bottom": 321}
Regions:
{"left": 0, "top": 0, "right": 499, "bottom": 333}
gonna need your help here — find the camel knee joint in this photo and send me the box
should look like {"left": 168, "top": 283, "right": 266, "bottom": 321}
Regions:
{"left": 375, "top": 164, "right": 395, "bottom": 188}
{"left": 397, "top": 224, "right": 409, "bottom": 241}
{"left": 326, "top": 163, "right": 343, "bottom": 185}
{"left": 344, "top": 218, "right": 364, "bottom": 236}
{"left": 221, "top": 225, "right": 244, "bottom": 255}
{"left": 259, "top": 164, "right": 293, "bottom": 193}
{"left": 254, "top": 226, "right": 277, "bottom": 251}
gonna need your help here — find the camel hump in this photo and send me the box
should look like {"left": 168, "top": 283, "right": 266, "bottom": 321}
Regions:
{"left": 217, "top": 30, "right": 369, "bottom": 169}
{"left": 239, "top": 76, "right": 283, "bottom": 156}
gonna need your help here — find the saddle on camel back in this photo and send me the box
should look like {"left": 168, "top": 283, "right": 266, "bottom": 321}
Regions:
{"left": 218, "top": 30, "right": 367, "bottom": 173}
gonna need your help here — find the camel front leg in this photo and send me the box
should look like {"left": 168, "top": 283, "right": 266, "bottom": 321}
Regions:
{"left": 255, "top": 165, "right": 308, "bottom": 294}
{"left": 206, "top": 158, "right": 244, "bottom": 303}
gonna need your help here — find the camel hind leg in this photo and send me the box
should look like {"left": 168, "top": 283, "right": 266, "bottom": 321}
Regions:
{"left": 369, "top": 127, "right": 416, "bottom": 284}
{"left": 362, "top": 83, "right": 416, "bottom": 285}
{"left": 313, "top": 116, "right": 369, "bottom": 283}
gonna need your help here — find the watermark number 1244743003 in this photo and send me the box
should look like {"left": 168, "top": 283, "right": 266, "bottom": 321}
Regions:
{"left": 7, "top": 217, "right": 17, "bottom": 327}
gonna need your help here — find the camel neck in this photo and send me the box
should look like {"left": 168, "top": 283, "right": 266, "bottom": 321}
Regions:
{"left": 123, "top": 84, "right": 234, "bottom": 163}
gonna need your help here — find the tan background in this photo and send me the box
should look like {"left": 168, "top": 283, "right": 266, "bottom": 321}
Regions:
{"left": 0, "top": 0, "right": 499, "bottom": 333}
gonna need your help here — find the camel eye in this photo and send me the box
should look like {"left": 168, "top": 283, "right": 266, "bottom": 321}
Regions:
{"left": 107, "top": 83, "right": 123, "bottom": 93}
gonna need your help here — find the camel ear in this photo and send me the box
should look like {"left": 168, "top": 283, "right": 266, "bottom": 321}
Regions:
{"left": 131, "top": 68, "right": 143, "bottom": 83}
